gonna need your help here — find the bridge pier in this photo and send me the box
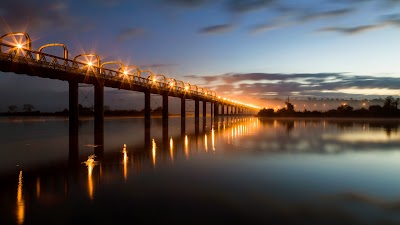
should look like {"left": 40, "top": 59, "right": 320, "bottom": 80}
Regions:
{"left": 195, "top": 99, "right": 199, "bottom": 118}
{"left": 181, "top": 97, "right": 185, "bottom": 118}
{"left": 94, "top": 82, "right": 104, "bottom": 125}
{"left": 94, "top": 82, "right": 104, "bottom": 159}
{"left": 68, "top": 81, "right": 79, "bottom": 127}
{"left": 145, "top": 89, "right": 151, "bottom": 121}
{"left": 203, "top": 101, "right": 207, "bottom": 117}
{"left": 214, "top": 102, "right": 219, "bottom": 117}
{"left": 162, "top": 93, "right": 168, "bottom": 120}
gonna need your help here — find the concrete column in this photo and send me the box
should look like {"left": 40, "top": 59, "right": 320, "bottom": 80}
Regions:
{"left": 94, "top": 82, "right": 104, "bottom": 159}
{"left": 195, "top": 99, "right": 199, "bottom": 118}
{"left": 214, "top": 103, "right": 219, "bottom": 117}
{"left": 211, "top": 102, "right": 214, "bottom": 117}
{"left": 162, "top": 93, "right": 168, "bottom": 120}
{"left": 69, "top": 81, "right": 79, "bottom": 127}
{"left": 94, "top": 82, "right": 104, "bottom": 131}
{"left": 203, "top": 101, "right": 207, "bottom": 117}
{"left": 145, "top": 89, "right": 151, "bottom": 121}
{"left": 181, "top": 97, "right": 186, "bottom": 118}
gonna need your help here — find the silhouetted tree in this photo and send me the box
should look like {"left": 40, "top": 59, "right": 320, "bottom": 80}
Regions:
{"left": 336, "top": 105, "right": 354, "bottom": 116}
{"left": 104, "top": 105, "right": 111, "bottom": 112}
{"left": 257, "top": 108, "right": 274, "bottom": 117}
{"left": 22, "top": 104, "right": 34, "bottom": 112}
{"left": 384, "top": 96, "right": 396, "bottom": 109}
{"left": 285, "top": 101, "right": 294, "bottom": 112}
{"left": 8, "top": 105, "right": 18, "bottom": 113}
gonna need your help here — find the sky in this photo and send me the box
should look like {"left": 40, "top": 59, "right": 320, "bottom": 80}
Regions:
{"left": 1, "top": 0, "right": 400, "bottom": 111}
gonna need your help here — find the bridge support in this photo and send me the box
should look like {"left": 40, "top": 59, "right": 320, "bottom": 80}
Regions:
{"left": 214, "top": 103, "right": 219, "bottom": 117}
{"left": 162, "top": 93, "right": 168, "bottom": 120}
{"left": 94, "top": 82, "right": 104, "bottom": 159}
{"left": 211, "top": 103, "right": 214, "bottom": 117}
{"left": 145, "top": 89, "right": 151, "bottom": 121}
{"left": 181, "top": 97, "right": 185, "bottom": 118}
{"left": 203, "top": 101, "right": 207, "bottom": 117}
{"left": 69, "top": 81, "right": 79, "bottom": 127}
{"left": 94, "top": 83, "right": 104, "bottom": 124}
{"left": 195, "top": 99, "right": 199, "bottom": 118}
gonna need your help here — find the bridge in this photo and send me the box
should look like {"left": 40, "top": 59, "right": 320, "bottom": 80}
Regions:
{"left": 0, "top": 32, "right": 260, "bottom": 129}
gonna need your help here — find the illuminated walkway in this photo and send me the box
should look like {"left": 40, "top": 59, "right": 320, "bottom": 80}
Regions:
{"left": 0, "top": 32, "right": 259, "bottom": 127}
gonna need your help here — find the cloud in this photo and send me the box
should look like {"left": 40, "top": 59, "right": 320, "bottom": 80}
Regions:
{"left": 117, "top": 27, "right": 145, "bottom": 41}
{"left": 316, "top": 23, "right": 385, "bottom": 34}
{"left": 381, "top": 13, "right": 400, "bottom": 26}
{"left": 299, "top": 8, "right": 354, "bottom": 22}
{"left": 199, "top": 23, "right": 234, "bottom": 34}
{"left": 0, "top": 0, "right": 90, "bottom": 34}
{"left": 161, "top": 0, "right": 211, "bottom": 8}
{"left": 139, "top": 63, "right": 176, "bottom": 68}
{"left": 189, "top": 72, "right": 400, "bottom": 99}
{"left": 184, "top": 75, "right": 220, "bottom": 84}
{"left": 225, "top": 0, "right": 276, "bottom": 13}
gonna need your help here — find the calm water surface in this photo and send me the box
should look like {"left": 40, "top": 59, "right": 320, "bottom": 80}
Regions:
{"left": 1, "top": 116, "right": 400, "bottom": 225}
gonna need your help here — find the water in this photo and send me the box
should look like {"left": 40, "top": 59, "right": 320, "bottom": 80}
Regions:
{"left": 1, "top": 116, "right": 400, "bottom": 225}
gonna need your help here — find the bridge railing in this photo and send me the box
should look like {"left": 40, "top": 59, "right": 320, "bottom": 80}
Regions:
{"left": 0, "top": 42, "right": 221, "bottom": 102}
{"left": 0, "top": 41, "right": 261, "bottom": 109}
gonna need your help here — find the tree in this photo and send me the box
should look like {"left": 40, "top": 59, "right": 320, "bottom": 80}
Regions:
{"left": 257, "top": 108, "right": 274, "bottom": 117}
{"left": 337, "top": 104, "right": 353, "bottom": 114}
{"left": 22, "top": 104, "right": 34, "bottom": 112}
{"left": 285, "top": 101, "right": 294, "bottom": 112}
{"left": 384, "top": 96, "right": 395, "bottom": 109}
{"left": 8, "top": 105, "right": 18, "bottom": 113}
{"left": 104, "top": 105, "right": 111, "bottom": 112}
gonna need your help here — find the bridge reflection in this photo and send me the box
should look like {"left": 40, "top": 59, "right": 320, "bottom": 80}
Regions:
{"left": 8, "top": 116, "right": 256, "bottom": 217}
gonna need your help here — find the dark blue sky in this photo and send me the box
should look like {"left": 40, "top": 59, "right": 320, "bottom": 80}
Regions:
{"left": 1, "top": 0, "right": 400, "bottom": 111}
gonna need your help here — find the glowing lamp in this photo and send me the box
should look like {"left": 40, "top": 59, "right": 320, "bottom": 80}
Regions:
{"left": 16, "top": 44, "right": 22, "bottom": 49}
{"left": 87, "top": 61, "right": 93, "bottom": 67}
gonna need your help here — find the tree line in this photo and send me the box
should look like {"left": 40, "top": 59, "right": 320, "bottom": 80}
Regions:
{"left": 2, "top": 104, "right": 166, "bottom": 116}
{"left": 257, "top": 96, "right": 400, "bottom": 118}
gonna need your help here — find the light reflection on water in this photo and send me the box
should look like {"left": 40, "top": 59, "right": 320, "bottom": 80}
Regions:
{"left": 1, "top": 117, "right": 400, "bottom": 224}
